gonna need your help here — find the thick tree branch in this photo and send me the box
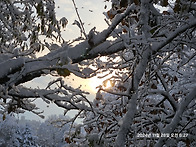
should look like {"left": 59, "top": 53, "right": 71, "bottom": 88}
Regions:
{"left": 115, "top": 47, "right": 152, "bottom": 146}
{"left": 152, "top": 19, "right": 196, "bottom": 53}
{"left": 115, "top": 14, "right": 196, "bottom": 147}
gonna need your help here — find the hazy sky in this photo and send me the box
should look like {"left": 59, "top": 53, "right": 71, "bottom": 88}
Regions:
{"left": 22, "top": 0, "right": 111, "bottom": 121}
{"left": 56, "top": 0, "right": 111, "bottom": 40}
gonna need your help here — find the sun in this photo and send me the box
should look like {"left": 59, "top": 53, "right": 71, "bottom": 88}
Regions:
{"left": 104, "top": 80, "right": 112, "bottom": 89}
{"left": 88, "top": 77, "right": 113, "bottom": 93}
{"left": 69, "top": 71, "right": 114, "bottom": 96}
{"left": 88, "top": 77, "right": 104, "bottom": 91}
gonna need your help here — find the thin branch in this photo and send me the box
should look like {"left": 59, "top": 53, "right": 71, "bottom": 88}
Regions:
{"left": 100, "top": 88, "right": 129, "bottom": 97}
{"left": 155, "top": 87, "right": 196, "bottom": 147}
{"left": 72, "top": 0, "right": 87, "bottom": 39}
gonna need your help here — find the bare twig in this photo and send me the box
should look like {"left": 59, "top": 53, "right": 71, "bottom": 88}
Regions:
{"left": 72, "top": 0, "right": 87, "bottom": 39}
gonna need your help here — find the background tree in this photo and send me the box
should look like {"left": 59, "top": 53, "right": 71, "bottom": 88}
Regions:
{"left": 0, "top": 114, "right": 69, "bottom": 146}
{"left": 37, "top": 115, "right": 69, "bottom": 147}
{"left": 0, "top": 0, "right": 196, "bottom": 146}
{"left": 0, "top": 115, "right": 39, "bottom": 146}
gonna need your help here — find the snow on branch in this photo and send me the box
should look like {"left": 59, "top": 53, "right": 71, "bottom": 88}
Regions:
{"left": 0, "top": 78, "right": 93, "bottom": 116}
{"left": 0, "top": 58, "right": 24, "bottom": 84}
{"left": 152, "top": 19, "right": 196, "bottom": 53}
{"left": 155, "top": 87, "right": 196, "bottom": 147}
{"left": 114, "top": 7, "right": 196, "bottom": 147}
{"left": 91, "top": 4, "right": 136, "bottom": 46}
{"left": 115, "top": 47, "right": 152, "bottom": 146}
{"left": 148, "top": 89, "right": 177, "bottom": 111}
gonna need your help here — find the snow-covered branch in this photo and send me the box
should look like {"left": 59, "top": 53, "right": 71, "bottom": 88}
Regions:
{"left": 1, "top": 0, "right": 196, "bottom": 146}
{"left": 0, "top": 78, "right": 93, "bottom": 115}
{"left": 155, "top": 87, "right": 196, "bottom": 147}
{"left": 115, "top": 46, "right": 152, "bottom": 146}
{"left": 152, "top": 19, "right": 196, "bottom": 53}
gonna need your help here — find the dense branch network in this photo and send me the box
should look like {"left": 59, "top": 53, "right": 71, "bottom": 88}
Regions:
{"left": 0, "top": 0, "right": 196, "bottom": 146}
